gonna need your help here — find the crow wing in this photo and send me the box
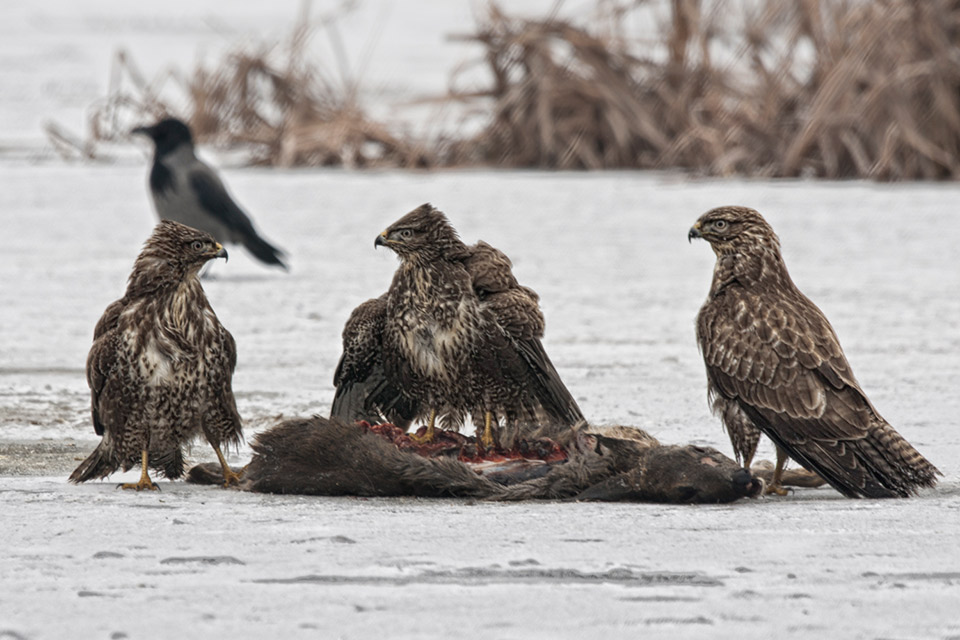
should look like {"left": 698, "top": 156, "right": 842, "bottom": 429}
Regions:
{"left": 189, "top": 166, "right": 287, "bottom": 269}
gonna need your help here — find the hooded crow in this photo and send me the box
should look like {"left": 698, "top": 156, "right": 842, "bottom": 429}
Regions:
{"left": 132, "top": 117, "right": 288, "bottom": 270}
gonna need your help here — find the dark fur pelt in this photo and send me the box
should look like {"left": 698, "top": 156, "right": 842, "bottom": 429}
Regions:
{"left": 187, "top": 417, "right": 763, "bottom": 504}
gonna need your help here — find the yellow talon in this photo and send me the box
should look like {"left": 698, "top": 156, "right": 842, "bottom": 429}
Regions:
{"left": 119, "top": 450, "right": 159, "bottom": 491}
{"left": 765, "top": 483, "right": 791, "bottom": 496}
{"left": 480, "top": 411, "right": 496, "bottom": 450}
{"left": 408, "top": 409, "right": 437, "bottom": 444}
{"left": 764, "top": 446, "right": 791, "bottom": 497}
{"left": 211, "top": 443, "right": 242, "bottom": 488}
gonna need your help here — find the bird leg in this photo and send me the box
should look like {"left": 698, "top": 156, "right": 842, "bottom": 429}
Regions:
{"left": 119, "top": 450, "right": 159, "bottom": 491}
{"left": 764, "top": 447, "right": 791, "bottom": 496}
{"left": 210, "top": 442, "right": 242, "bottom": 487}
{"left": 479, "top": 411, "right": 496, "bottom": 450}
{"left": 409, "top": 409, "right": 437, "bottom": 444}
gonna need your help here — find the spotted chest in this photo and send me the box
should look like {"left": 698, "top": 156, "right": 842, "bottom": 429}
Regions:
{"left": 386, "top": 263, "right": 480, "bottom": 383}
{"left": 118, "top": 285, "right": 226, "bottom": 427}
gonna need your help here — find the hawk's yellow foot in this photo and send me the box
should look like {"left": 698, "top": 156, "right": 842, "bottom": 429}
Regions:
{"left": 211, "top": 443, "right": 242, "bottom": 488}
{"left": 408, "top": 409, "right": 437, "bottom": 444}
{"left": 479, "top": 411, "right": 496, "bottom": 450}
{"left": 765, "top": 483, "right": 791, "bottom": 496}
{"left": 119, "top": 450, "right": 159, "bottom": 491}
{"left": 764, "top": 447, "right": 791, "bottom": 496}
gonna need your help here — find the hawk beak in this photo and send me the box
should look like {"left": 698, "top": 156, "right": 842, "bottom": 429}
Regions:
{"left": 215, "top": 244, "right": 228, "bottom": 261}
{"left": 374, "top": 231, "right": 388, "bottom": 249}
{"left": 688, "top": 223, "right": 703, "bottom": 243}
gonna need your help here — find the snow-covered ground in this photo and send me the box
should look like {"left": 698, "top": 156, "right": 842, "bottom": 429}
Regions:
{"left": 3, "top": 2, "right": 960, "bottom": 639}
{"left": 3, "top": 166, "right": 960, "bottom": 639}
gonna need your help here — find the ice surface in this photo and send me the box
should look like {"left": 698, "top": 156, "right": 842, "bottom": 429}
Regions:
{"left": 3, "top": 166, "right": 960, "bottom": 639}
{"left": 1, "top": 475, "right": 959, "bottom": 639}
{"left": 2, "top": 2, "right": 960, "bottom": 638}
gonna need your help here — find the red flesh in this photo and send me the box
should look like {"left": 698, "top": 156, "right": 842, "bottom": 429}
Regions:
{"left": 355, "top": 421, "right": 568, "bottom": 464}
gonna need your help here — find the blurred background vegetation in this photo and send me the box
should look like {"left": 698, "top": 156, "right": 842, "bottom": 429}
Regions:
{"left": 47, "top": 0, "right": 960, "bottom": 180}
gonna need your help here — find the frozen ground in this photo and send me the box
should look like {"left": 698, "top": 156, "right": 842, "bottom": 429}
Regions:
{"left": 3, "top": 2, "right": 960, "bottom": 639}
{"left": 2, "top": 166, "right": 960, "bottom": 639}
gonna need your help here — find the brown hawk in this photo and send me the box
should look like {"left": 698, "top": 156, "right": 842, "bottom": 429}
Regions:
{"left": 689, "top": 205, "right": 939, "bottom": 497}
{"left": 331, "top": 203, "right": 583, "bottom": 447}
{"left": 69, "top": 220, "right": 243, "bottom": 490}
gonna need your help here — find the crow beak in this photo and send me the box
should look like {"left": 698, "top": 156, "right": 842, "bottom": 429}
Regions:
{"left": 215, "top": 244, "right": 228, "bottom": 262}
{"left": 374, "top": 231, "right": 388, "bottom": 249}
{"left": 688, "top": 222, "right": 703, "bottom": 243}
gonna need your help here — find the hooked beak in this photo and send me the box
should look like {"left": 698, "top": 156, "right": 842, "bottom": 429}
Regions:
{"left": 688, "top": 222, "right": 703, "bottom": 243}
{"left": 215, "top": 243, "right": 228, "bottom": 262}
{"left": 131, "top": 124, "right": 153, "bottom": 138}
{"left": 374, "top": 231, "right": 388, "bottom": 249}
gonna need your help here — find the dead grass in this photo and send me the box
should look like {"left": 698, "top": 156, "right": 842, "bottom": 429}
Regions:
{"left": 46, "top": 4, "right": 432, "bottom": 168}
{"left": 449, "top": 0, "right": 960, "bottom": 178}
{"left": 47, "top": 0, "right": 960, "bottom": 179}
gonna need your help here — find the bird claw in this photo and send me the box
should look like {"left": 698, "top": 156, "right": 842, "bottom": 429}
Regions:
{"left": 117, "top": 479, "right": 160, "bottom": 492}
{"left": 764, "top": 483, "right": 791, "bottom": 497}
{"left": 221, "top": 467, "right": 243, "bottom": 488}
{"left": 408, "top": 427, "right": 435, "bottom": 444}
{"left": 479, "top": 429, "right": 495, "bottom": 451}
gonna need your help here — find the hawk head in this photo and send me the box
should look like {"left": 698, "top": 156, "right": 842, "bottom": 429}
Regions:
{"left": 374, "top": 204, "right": 463, "bottom": 262}
{"left": 688, "top": 206, "right": 781, "bottom": 256}
{"left": 132, "top": 117, "right": 194, "bottom": 157}
{"left": 127, "top": 220, "right": 228, "bottom": 294}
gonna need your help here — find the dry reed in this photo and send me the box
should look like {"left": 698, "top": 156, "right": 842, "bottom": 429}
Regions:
{"left": 47, "top": 0, "right": 960, "bottom": 179}
{"left": 450, "top": 0, "right": 960, "bottom": 179}
{"left": 46, "top": 5, "right": 432, "bottom": 168}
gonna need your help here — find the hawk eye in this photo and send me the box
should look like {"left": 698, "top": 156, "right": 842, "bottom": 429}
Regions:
{"left": 399, "top": 229, "right": 413, "bottom": 239}
{"left": 191, "top": 240, "right": 205, "bottom": 251}
{"left": 713, "top": 220, "right": 728, "bottom": 230}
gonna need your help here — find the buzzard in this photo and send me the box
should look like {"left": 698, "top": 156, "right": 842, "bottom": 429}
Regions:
{"left": 689, "top": 205, "right": 939, "bottom": 497}
{"left": 331, "top": 203, "right": 583, "bottom": 447}
{"left": 69, "top": 220, "right": 244, "bottom": 490}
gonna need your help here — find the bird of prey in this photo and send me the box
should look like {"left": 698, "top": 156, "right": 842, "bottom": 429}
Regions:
{"left": 69, "top": 220, "right": 244, "bottom": 490}
{"left": 689, "top": 205, "right": 939, "bottom": 497}
{"left": 337, "top": 203, "right": 583, "bottom": 447}
{"left": 330, "top": 294, "right": 419, "bottom": 429}
{"left": 132, "top": 117, "right": 288, "bottom": 270}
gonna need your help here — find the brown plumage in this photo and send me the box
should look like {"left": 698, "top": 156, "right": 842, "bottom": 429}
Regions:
{"left": 69, "top": 220, "right": 243, "bottom": 490}
{"left": 333, "top": 203, "right": 582, "bottom": 446}
{"left": 330, "top": 294, "right": 418, "bottom": 429}
{"left": 689, "top": 205, "right": 940, "bottom": 498}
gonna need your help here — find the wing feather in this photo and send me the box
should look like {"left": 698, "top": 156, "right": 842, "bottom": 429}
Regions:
{"left": 699, "top": 284, "right": 937, "bottom": 496}
{"left": 188, "top": 168, "right": 257, "bottom": 235}
{"left": 86, "top": 299, "right": 125, "bottom": 436}
{"left": 462, "top": 241, "right": 582, "bottom": 428}
{"left": 331, "top": 295, "right": 417, "bottom": 427}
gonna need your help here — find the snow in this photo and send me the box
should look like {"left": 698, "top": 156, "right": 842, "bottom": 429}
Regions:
{"left": 3, "top": 2, "right": 960, "bottom": 639}
{"left": 4, "top": 166, "right": 960, "bottom": 639}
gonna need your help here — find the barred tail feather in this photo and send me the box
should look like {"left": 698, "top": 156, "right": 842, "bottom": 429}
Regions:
{"left": 765, "top": 419, "right": 940, "bottom": 499}
{"left": 152, "top": 447, "right": 186, "bottom": 480}
{"left": 68, "top": 442, "right": 120, "bottom": 484}
{"left": 861, "top": 421, "right": 940, "bottom": 495}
